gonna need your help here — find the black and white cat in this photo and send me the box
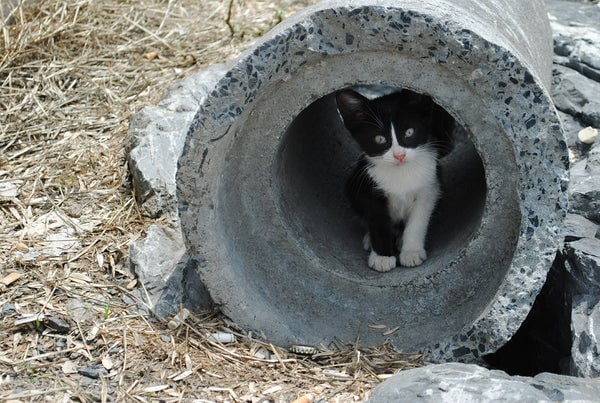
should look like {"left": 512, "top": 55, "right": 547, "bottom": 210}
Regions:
{"left": 336, "top": 88, "right": 454, "bottom": 272}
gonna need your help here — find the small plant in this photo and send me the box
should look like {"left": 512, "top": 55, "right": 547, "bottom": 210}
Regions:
{"left": 24, "top": 362, "right": 35, "bottom": 381}
{"left": 103, "top": 305, "right": 111, "bottom": 319}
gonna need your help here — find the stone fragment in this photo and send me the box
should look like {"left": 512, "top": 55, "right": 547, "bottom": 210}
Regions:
{"left": 0, "top": 181, "right": 19, "bottom": 198}
{"left": 78, "top": 365, "right": 107, "bottom": 380}
{"left": 126, "top": 64, "right": 227, "bottom": 218}
{"left": 569, "top": 143, "right": 600, "bottom": 223}
{"left": 552, "top": 64, "right": 600, "bottom": 128}
{"left": 563, "top": 213, "right": 599, "bottom": 241}
{"left": 546, "top": 0, "right": 600, "bottom": 32}
{"left": 563, "top": 237, "right": 600, "bottom": 377}
{"left": 570, "top": 297, "right": 600, "bottom": 377}
{"left": 558, "top": 111, "right": 586, "bottom": 149}
{"left": 369, "top": 363, "right": 600, "bottom": 402}
{"left": 550, "top": 16, "right": 600, "bottom": 83}
{"left": 578, "top": 127, "right": 598, "bottom": 145}
{"left": 127, "top": 224, "right": 212, "bottom": 318}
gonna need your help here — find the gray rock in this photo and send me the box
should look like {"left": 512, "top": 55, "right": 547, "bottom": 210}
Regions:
{"left": 563, "top": 213, "right": 600, "bottom": 241}
{"left": 569, "top": 144, "right": 600, "bottom": 222}
{"left": 78, "top": 365, "right": 108, "bottom": 380}
{"left": 570, "top": 296, "right": 600, "bottom": 377}
{"left": 546, "top": 0, "right": 600, "bottom": 32}
{"left": 126, "top": 66, "right": 227, "bottom": 318}
{"left": 552, "top": 64, "right": 600, "bottom": 128}
{"left": 369, "top": 363, "right": 600, "bottom": 402}
{"left": 563, "top": 237, "right": 600, "bottom": 377}
{"left": 564, "top": 238, "right": 600, "bottom": 308}
{"left": 552, "top": 21, "right": 600, "bottom": 83}
{"left": 1, "top": 302, "right": 15, "bottom": 317}
{"left": 558, "top": 110, "right": 587, "bottom": 152}
{"left": 126, "top": 64, "right": 227, "bottom": 218}
{"left": 127, "top": 223, "right": 212, "bottom": 318}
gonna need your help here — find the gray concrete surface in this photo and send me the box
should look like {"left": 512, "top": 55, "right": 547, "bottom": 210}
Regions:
{"left": 174, "top": 0, "right": 569, "bottom": 361}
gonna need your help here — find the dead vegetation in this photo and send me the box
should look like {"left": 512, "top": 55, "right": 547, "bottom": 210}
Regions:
{"left": 0, "top": 1, "right": 423, "bottom": 401}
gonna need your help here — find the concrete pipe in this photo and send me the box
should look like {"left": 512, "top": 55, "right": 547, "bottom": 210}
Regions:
{"left": 177, "top": 0, "right": 569, "bottom": 361}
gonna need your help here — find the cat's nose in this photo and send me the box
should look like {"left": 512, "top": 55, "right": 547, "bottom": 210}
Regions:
{"left": 393, "top": 151, "right": 406, "bottom": 162}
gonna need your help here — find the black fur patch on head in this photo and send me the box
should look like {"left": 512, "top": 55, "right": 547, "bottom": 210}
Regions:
{"left": 336, "top": 88, "right": 454, "bottom": 157}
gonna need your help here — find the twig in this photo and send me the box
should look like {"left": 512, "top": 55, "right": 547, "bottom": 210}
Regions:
{"left": 11, "top": 346, "right": 81, "bottom": 365}
{"left": 225, "top": 0, "right": 235, "bottom": 36}
{"left": 1, "top": 387, "right": 71, "bottom": 400}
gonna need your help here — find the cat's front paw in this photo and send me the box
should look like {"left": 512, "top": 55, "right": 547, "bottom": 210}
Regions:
{"left": 399, "top": 249, "right": 427, "bottom": 267}
{"left": 368, "top": 251, "right": 396, "bottom": 272}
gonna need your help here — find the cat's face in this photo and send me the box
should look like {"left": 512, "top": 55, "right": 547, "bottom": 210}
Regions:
{"left": 336, "top": 89, "right": 437, "bottom": 166}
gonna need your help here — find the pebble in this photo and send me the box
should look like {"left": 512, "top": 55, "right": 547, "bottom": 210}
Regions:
{"left": 78, "top": 365, "right": 107, "bottom": 379}
{"left": 578, "top": 126, "right": 598, "bottom": 144}
{"left": 15, "top": 242, "right": 29, "bottom": 253}
{"left": 1, "top": 302, "right": 16, "bottom": 317}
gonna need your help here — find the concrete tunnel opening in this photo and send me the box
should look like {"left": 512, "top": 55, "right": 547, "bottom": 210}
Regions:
{"left": 275, "top": 87, "right": 488, "bottom": 282}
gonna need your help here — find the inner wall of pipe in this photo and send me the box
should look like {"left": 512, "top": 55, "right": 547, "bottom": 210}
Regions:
{"left": 276, "top": 88, "right": 486, "bottom": 281}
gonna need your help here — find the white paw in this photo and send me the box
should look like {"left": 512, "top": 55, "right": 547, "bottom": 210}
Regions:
{"left": 399, "top": 249, "right": 427, "bottom": 267}
{"left": 362, "top": 232, "right": 371, "bottom": 251}
{"left": 368, "top": 251, "right": 396, "bottom": 272}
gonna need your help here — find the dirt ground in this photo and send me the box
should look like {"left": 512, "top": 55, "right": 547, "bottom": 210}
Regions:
{"left": 0, "top": 1, "right": 423, "bottom": 401}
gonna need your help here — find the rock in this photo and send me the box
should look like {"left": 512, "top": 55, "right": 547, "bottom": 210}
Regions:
{"left": 570, "top": 297, "right": 600, "bottom": 377}
{"left": 0, "top": 181, "right": 19, "bottom": 199}
{"left": 546, "top": 0, "right": 600, "bottom": 32}
{"left": 549, "top": 6, "right": 600, "bottom": 83}
{"left": 126, "top": 64, "right": 227, "bottom": 218}
{"left": 578, "top": 127, "right": 598, "bottom": 144}
{"left": 78, "top": 365, "right": 108, "bottom": 380}
{"left": 552, "top": 32, "right": 600, "bottom": 83}
{"left": 552, "top": 64, "right": 600, "bottom": 128}
{"left": 563, "top": 213, "right": 599, "bottom": 241}
{"left": 558, "top": 110, "right": 586, "bottom": 149}
{"left": 127, "top": 224, "right": 212, "bottom": 318}
{"left": 1, "top": 302, "right": 16, "bottom": 317}
{"left": 569, "top": 143, "right": 600, "bottom": 222}
{"left": 369, "top": 363, "right": 600, "bottom": 402}
{"left": 563, "top": 237, "right": 600, "bottom": 377}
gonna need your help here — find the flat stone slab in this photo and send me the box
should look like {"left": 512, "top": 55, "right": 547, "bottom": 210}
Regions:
{"left": 369, "top": 363, "right": 600, "bottom": 402}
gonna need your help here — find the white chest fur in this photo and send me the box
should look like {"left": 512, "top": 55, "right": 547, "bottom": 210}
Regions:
{"left": 367, "top": 148, "right": 440, "bottom": 223}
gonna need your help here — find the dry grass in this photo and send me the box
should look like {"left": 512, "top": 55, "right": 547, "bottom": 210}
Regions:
{"left": 0, "top": 1, "right": 423, "bottom": 401}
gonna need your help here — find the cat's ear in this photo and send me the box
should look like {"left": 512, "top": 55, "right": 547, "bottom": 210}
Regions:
{"left": 336, "top": 89, "right": 371, "bottom": 126}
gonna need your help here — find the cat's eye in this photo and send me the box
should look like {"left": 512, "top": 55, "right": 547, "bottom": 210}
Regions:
{"left": 374, "top": 135, "right": 387, "bottom": 145}
{"left": 405, "top": 128, "right": 415, "bottom": 137}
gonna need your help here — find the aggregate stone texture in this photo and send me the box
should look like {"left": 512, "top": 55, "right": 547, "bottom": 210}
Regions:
{"left": 369, "top": 363, "right": 600, "bottom": 402}
{"left": 173, "top": 0, "right": 569, "bottom": 362}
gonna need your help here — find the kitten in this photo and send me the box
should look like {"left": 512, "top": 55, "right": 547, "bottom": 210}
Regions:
{"left": 336, "top": 89, "right": 454, "bottom": 272}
